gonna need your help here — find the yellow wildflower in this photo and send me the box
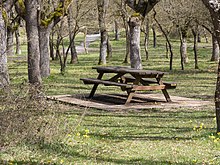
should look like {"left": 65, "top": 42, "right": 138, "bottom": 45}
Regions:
{"left": 60, "top": 159, "right": 64, "bottom": 164}
{"left": 85, "top": 129, "right": 90, "bottom": 134}
{"left": 214, "top": 139, "right": 219, "bottom": 143}
{"left": 209, "top": 135, "right": 216, "bottom": 139}
{"left": 83, "top": 134, "right": 90, "bottom": 138}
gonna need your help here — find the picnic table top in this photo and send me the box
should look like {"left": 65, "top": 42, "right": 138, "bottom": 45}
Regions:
{"left": 92, "top": 66, "right": 167, "bottom": 76}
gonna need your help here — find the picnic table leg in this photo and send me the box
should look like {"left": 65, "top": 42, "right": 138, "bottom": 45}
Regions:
{"left": 89, "top": 72, "right": 104, "bottom": 98}
{"left": 156, "top": 78, "right": 171, "bottom": 102}
{"left": 125, "top": 75, "right": 141, "bottom": 104}
{"left": 125, "top": 89, "right": 135, "bottom": 104}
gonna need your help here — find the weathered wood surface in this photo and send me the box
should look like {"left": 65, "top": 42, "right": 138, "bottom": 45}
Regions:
{"left": 80, "top": 78, "right": 133, "bottom": 88}
{"left": 122, "top": 76, "right": 177, "bottom": 89}
{"left": 48, "top": 94, "right": 212, "bottom": 111}
{"left": 93, "top": 66, "right": 166, "bottom": 78}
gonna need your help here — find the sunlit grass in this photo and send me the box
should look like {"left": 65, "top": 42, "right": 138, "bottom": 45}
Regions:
{"left": 1, "top": 31, "right": 220, "bottom": 164}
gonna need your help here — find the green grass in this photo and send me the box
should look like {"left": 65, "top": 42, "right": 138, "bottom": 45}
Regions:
{"left": 1, "top": 32, "right": 220, "bottom": 164}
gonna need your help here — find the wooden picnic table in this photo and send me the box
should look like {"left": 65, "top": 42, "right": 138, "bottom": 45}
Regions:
{"left": 80, "top": 66, "right": 177, "bottom": 104}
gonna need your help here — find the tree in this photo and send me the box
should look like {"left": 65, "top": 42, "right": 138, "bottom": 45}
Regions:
{"left": 67, "top": 0, "right": 93, "bottom": 64}
{"left": 114, "top": 0, "right": 130, "bottom": 63}
{"left": 24, "top": 0, "right": 42, "bottom": 85}
{"left": 0, "top": 5, "right": 9, "bottom": 88}
{"left": 97, "top": 0, "right": 110, "bottom": 65}
{"left": 142, "top": 16, "right": 150, "bottom": 60}
{"left": 192, "top": 26, "right": 199, "bottom": 69}
{"left": 15, "top": 0, "right": 74, "bottom": 78}
{"left": 202, "top": 0, "right": 220, "bottom": 133}
{"left": 153, "top": 8, "right": 174, "bottom": 70}
{"left": 125, "top": 0, "right": 160, "bottom": 69}
{"left": 0, "top": 0, "right": 15, "bottom": 88}
{"left": 129, "top": 15, "right": 142, "bottom": 69}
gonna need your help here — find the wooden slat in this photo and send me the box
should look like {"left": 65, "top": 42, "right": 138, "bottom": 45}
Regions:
{"left": 92, "top": 66, "right": 166, "bottom": 76}
{"left": 122, "top": 76, "right": 177, "bottom": 89}
{"left": 80, "top": 78, "right": 133, "bottom": 88}
{"left": 133, "top": 85, "right": 166, "bottom": 91}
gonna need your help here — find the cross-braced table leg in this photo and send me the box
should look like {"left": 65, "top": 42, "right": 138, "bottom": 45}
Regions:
{"left": 156, "top": 78, "right": 171, "bottom": 102}
{"left": 125, "top": 89, "right": 135, "bottom": 104}
{"left": 89, "top": 72, "right": 104, "bottom": 98}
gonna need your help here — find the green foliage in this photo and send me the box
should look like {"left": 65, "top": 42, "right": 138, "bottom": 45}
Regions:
{"left": 17, "top": 0, "right": 26, "bottom": 16}
{"left": 1, "top": 7, "right": 8, "bottom": 25}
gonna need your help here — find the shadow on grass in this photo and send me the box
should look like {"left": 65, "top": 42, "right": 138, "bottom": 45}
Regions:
{"left": 66, "top": 108, "right": 214, "bottom": 120}
{"left": 0, "top": 159, "right": 54, "bottom": 165}
{"left": 16, "top": 141, "right": 194, "bottom": 165}
{"left": 95, "top": 157, "right": 192, "bottom": 165}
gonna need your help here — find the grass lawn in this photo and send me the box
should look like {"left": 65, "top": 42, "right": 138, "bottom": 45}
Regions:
{"left": 1, "top": 32, "right": 220, "bottom": 164}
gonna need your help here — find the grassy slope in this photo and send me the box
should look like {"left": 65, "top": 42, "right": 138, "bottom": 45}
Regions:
{"left": 1, "top": 32, "right": 220, "bottom": 164}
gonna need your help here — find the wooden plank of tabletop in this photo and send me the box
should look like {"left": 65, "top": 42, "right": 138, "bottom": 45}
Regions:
{"left": 92, "top": 66, "right": 167, "bottom": 76}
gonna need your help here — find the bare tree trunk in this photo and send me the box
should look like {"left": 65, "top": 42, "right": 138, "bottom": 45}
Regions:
{"left": 179, "top": 42, "right": 184, "bottom": 70}
{"left": 97, "top": 0, "right": 109, "bottom": 65}
{"left": 152, "top": 24, "right": 157, "bottom": 48}
{"left": 39, "top": 26, "right": 51, "bottom": 77}
{"left": 123, "top": 25, "right": 130, "bottom": 63}
{"left": 25, "top": 0, "right": 41, "bottom": 85}
{"left": 180, "top": 31, "right": 188, "bottom": 64}
{"left": 211, "top": 33, "right": 219, "bottom": 61}
{"left": 129, "top": 16, "right": 142, "bottom": 69}
{"left": 192, "top": 28, "right": 199, "bottom": 69}
{"left": 114, "top": 20, "right": 119, "bottom": 40}
{"left": 166, "top": 42, "right": 169, "bottom": 58}
{"left": 0, "top": 10, "right": 10, "bottom": 88}
{"left": 58, "top": 41, "right": 68, "bottom": 74}
{"left": 197, "top": 27, "right": 201, "bottom": 43}
{"left": 204, "top": 28, "right": 209, "bottom": 43}
{"left": 144, "top": 18, "right": 149, "bottom": 60}
{"left": 6, "top": 28, "right": 14, "bottom": 56}
{"left": 153, "top": 9, "right": 173, "bottom": 70}
{"left": 15, "top": 29, "right": 21, "bottom": 55}
{"left": 50, "top": 32, "right": 55, "bottom": 60}
{"left": 69, "top": 36, "right": 78, "bottom": 64}
{"left": 55, "top": 34, "right": 62, "bottom": 60}
{"left": 107, "top": 37, "right": 112, "bottom": 59}
{"left": 99, "top": 30, "right": 108, "bottom": 65}
{"left": 122, "top": 11, "right": 130, "bottom": 63}
{"left": 202, "top": 0, "right": 220, "bottom": 132}
{"left": 68, "top": 2, "right": 78, "bottom": 64}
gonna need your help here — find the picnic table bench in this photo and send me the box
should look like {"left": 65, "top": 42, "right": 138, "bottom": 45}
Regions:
{"left": 80, "top": 66, "right": 177, "bottom": 104}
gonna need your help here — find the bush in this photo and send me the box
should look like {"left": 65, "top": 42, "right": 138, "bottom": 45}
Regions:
{"left": 0, "top": 84, "right": 71, "bottom": 150}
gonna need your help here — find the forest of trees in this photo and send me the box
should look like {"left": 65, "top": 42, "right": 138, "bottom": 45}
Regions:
{"left": 1, "top": 0, "right": 220, "bottom": 131}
